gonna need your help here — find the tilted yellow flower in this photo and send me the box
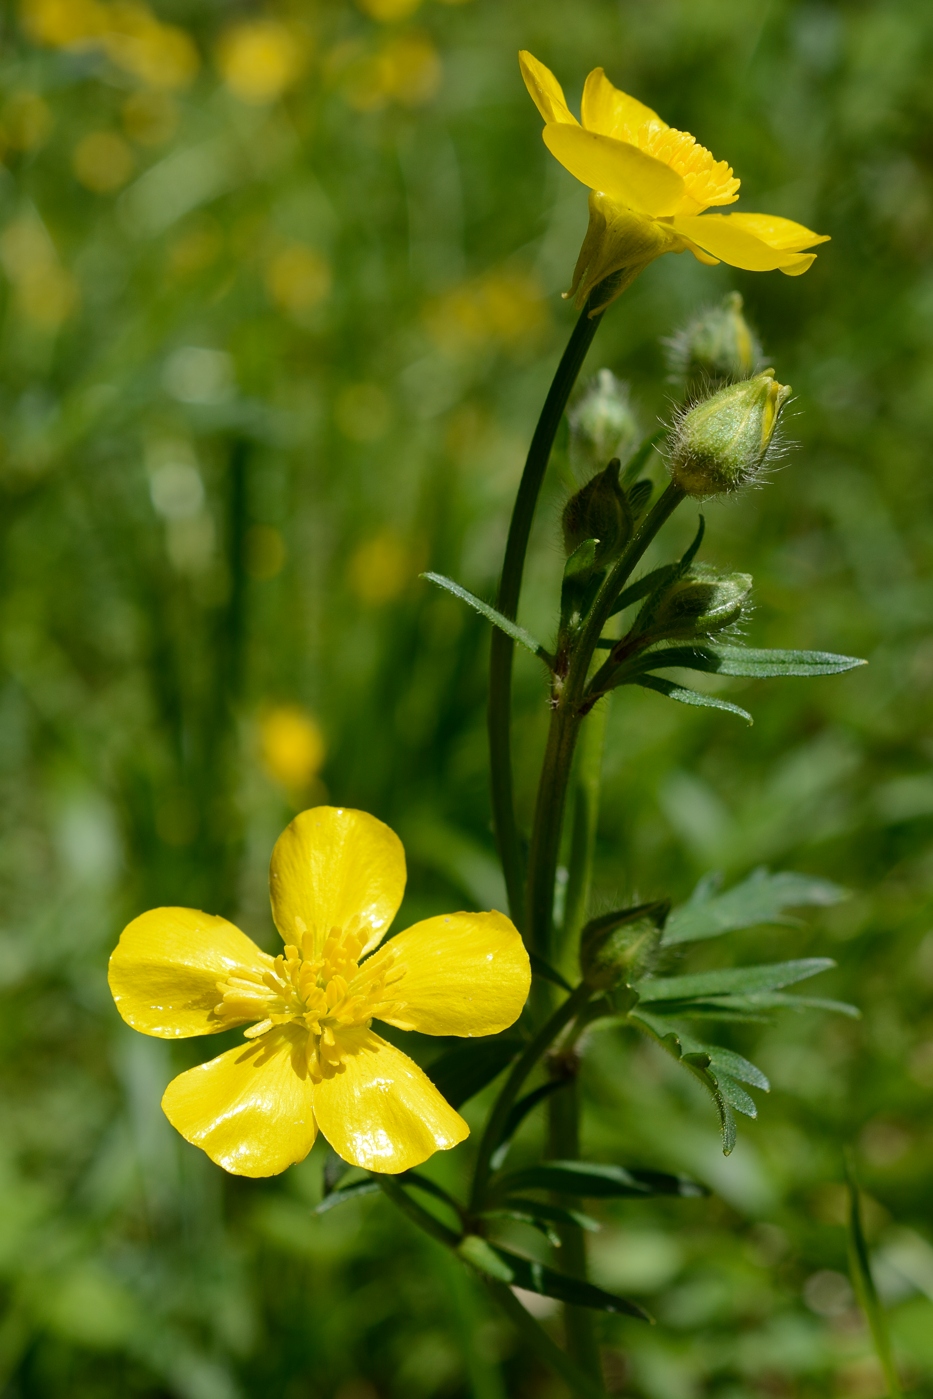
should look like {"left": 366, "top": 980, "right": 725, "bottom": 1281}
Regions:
{"left": 520, "top": 52, "right": 829, "bottom": 313}
{"left": 108, "top": 807, "right": 530, "bottom": 1177}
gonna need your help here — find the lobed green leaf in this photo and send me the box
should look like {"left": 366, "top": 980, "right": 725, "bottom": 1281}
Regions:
{"left": 663, "top": 867, "right": 848, "bottom": 945}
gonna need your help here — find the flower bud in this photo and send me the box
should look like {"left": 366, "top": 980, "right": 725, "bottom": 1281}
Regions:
{"left": 666, "top": 292, "right": 760, "bottom": 388}
{"left": 668, "top": 370, "right": 791, "bottom": 497}
{"left": 562, "top": 458, "right": 631, "bottom": 564}
{"left": 580, "top": 905, "right": 666, "bottom": 990}
{"left": 568, "top": 369, "right": 639, "bottom": 473}
{"left": 636, "top": 565, "right": 752, "bottom": 643}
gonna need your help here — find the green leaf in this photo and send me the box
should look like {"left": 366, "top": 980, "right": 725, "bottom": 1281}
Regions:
{"left": 845, "top": 1155, "right": 903, "bottom": 1398}
{"left": 563, "top": 537, "right": 600, "bottom": 581}
{"left": 634, "top": 957, "right": 836, "bottom": 1004}
{"left": 457, "top": 1236, "right": 650, "bottom": 1320}
{"left": 422, "top": 573, "right": 551, "bottom": 663}
{"left": 492, "top": 1160, "right": 701, "bottom": 1201}
{"left": 634, "top": 674, "right": 753, "bottom": 723}
{"left": 314, "top": 1178, "right": 380, "bottom": 1214}
{"left": 529, "top": 952, "right": 572, "bottom": 991}
{"left": 715, "top": 1073, "right": 758, "bottom": 1118}
{"left": 483, "top": 1199, "right": 601, "bottom": 1234}
{"left": 628, "top": 1012, "right": 740, "bottom": 1154}
{"left": 428, "top": 1036, "right": 522, "bottom": 1109}
{"left": 631, "top": 643, "right": 867, "bottom": 679}
{"left": 490, "top": 1081, "right": 569, "bottom": 1171}
{"left": 664, "top": 866, "right": 848, "bottom": 945}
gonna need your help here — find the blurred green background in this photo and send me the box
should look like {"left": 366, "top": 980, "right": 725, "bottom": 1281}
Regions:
{"left": 0, "top": 0, "right": 932, "bottom": 1394}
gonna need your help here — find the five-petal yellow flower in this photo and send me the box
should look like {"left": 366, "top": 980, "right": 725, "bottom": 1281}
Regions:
{"left": 520, "top": 52, "right": 829, "bottom": 312}
{"left": 109, "top": 807, "right": 530, "bottom": 1177}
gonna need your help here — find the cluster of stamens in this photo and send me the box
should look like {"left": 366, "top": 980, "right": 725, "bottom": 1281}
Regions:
{"left": 632, "top": 121, "right": 741, "bottom": 213}
{"left": 214, "top": 927, "right": 406, "bottom": 1082}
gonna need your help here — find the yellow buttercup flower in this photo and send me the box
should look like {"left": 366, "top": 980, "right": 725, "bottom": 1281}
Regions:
{"left": 108, "top": 807, "right": 530, "bottom": 1178}
{"left": 520, "top": 52, "right": 829, "bottom": 313}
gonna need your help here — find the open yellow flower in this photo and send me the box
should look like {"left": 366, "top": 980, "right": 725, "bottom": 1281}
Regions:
{"left": 520, "top": 52, "right": 829, "bottom": 313}
{"left": 108, "top": 806, "right": 530, "bottom": 1177}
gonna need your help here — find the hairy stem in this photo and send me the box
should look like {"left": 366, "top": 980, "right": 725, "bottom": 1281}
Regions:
{"left": 487, "top": 1281, "right": 608, "bottom": 1399}
{"left": 469, "top": 981, "right": 593, "bottom": 1213}
{"left": 488, "top": 303, "right": 603, "bottom": 930}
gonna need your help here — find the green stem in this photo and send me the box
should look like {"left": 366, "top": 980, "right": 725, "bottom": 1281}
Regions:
{"left": 548, "top": 1079, "right": 602, "bottom": 1383}
{"left": 486, "top": 1281, "right": 607, "bottom": 1399}
{"left": 376, "top": 1176, "right": 461, "bottom": 1249}
{"left": 488, "top": 302, "right": 603, "bottom": 930}
{"left": 560, "top": 696, "right": 609, "bottom": 969}
{"left": 469, "top": 981, "right": 593, "bottom": 1213}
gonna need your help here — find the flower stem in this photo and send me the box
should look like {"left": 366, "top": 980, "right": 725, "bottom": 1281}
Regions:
{"left": 548, "top": 1079, "right": 602, "bottom": 1382}
{"left": 560, "top": 697, "right": 609, "bottom": 973}
{"left": 488, "top": 302, "right": 603, "bottom": 931}
{"left": 486, "top": 1281, "right": 608, "bottom": 1399}
{"left": 469, "top": 981, "right": 594, "bottom": 1213}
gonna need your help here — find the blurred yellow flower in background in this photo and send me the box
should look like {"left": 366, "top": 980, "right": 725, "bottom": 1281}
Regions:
{"left": 0, "top": 215, "right": 78, "bottom": 329}
{"left": 424, "top": 268, "right": 549, "bottom": 355}
{"left": 520, "top": 51, "right": 829, "bottom": 312}
{"left": 217, "top": 20, "right": 307, "bottom": 105}
{"left": 21, "top": 0, "right": 199, "bottom": 89}
{"left": 357, "top": 0, "right": 423, "bottom": 21}
{"left": 108, "top": 807, "right": 530, "bottom": 1176}
{"left": 334, "top": 383, "right": 392, "bottom": 442}
{"left": 348, "top": 531, "right": 416, "bottom": 605}
{"left": 260, "top": 706, "right": 325, "bottom": 791}
{"left": 72, "top": 131, "right": 135, "bottom": 193}
{"left": 0, "top": 92, "right": 53, "bottom": 154}
{"left": 334, "top": 31, "right": 441, "bottom": 111}
{"left": 121, "top": 89, "right": 179, "bottom": 146}
{"left": 264, "top": 244, "right": 332, "bottom": 317}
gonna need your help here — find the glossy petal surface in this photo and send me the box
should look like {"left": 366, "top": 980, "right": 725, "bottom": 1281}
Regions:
{"left": 270, "top": 806, "right": 406, "bottom": 958}
{"left": 379, "top": 911, "right": 530, "bottom": 1036}
{"left": 544, "top": 124, "right": 684, "bottom": 217}
{"left": 581, "top": 66, "right": 663, "bottom": 139}
{"left": 672, "top": 214, "right": 820, "bottom": 271}
{"left": 311, "top": 1030, "right": 468, "bottom": 1173}
{"left": 519, "top": 50, "right": 578, "bottom": 125}
{"left": 162, "top": 1027, "right": 317, "bottom": 1177}
{"left": 109, "top": 907, "right": 270, "bottom": 1038}
{"left": 725, "top": 212, "right": 829, "bottom": 251}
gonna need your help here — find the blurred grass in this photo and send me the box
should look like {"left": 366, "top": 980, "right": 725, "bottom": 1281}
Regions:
{"left": 0, "top": 0, "right": 932, "bottom": 1395}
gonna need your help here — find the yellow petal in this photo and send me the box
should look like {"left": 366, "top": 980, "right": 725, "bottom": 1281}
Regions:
{"left": 377, "top": 911, "right": 530, "bottom": 1036}
{"left": 518, "top": 50, "right": 578, "bottom": 126}
{"left": 311, "top": 1029, "right": 468, "bottom": 1173}
{"left": 581, "top": 66, "right": 664, "bottom": 140}
{"left": 162, "top": 1026, "right": 317, "bottom": 1177}
{"left": 779, "top": 254, "right": 817, "bottom": 276}
{"left": 108, "top": 907, "right": 271, "bottom": 1038}
{"left": 269, "top": 806, "right": 406, "bottom": 959}
{"left": 672, "top": 214, "right": 824, "bottom": 272}
{"left": 543, "top": 124, "right": 685, "bottom": 218}
{"left": 725, "top": 212, "right": 829, "bottom": 251}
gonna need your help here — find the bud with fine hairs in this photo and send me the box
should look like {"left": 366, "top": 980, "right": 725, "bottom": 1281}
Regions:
{"left": 668, "top": 370, "right": 791, "bottom": 498}
{"left": 562, "top": 457, "right": 631, "bottom": 565}
{"left": 633, "top": 565, "right": 753, "bottom": 646}
{"left": 568, "top": 369, "right": 639, "bottom": 475}
{"left": 665, "top": 291, "right": 761, "bottom": 390}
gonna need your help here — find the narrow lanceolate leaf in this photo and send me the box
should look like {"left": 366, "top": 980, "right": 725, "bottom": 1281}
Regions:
{"left": 664, "top": 867, "right": 848, "bottom": 945}
{"left": 482, "top": 1199, "right": 601, "bottom": 1234}
{"left": 457, "top": 1235, "right": 650, "bottom": 1320}
{"left": 529, "top": 951, "right": 572, "bottom": 991}
{"left": 422, "top": 573, "right": 551, "bottom": 662}
{"left": 629, "top": 643, "right": 867, "bottom": 680}
{"left": 845, "top": 1157, "right": 903, "bottom": 1398}
{"left": 492, "top": 1160, "right": 701, "bottom": 1201}
{"left": 490, "top": 1081, "right": 569, "bottom": 1171}
{"left": 314, "top": 1178, "right": 380, "bottom": 1214}
{"left": 634, "top": 675, "right": 753, "bottom": 724}
{"left": 429, "top": 1036, "right": 522, "bottom": 1109}
{"left": 634, "top": 957, "right": 836, "bottom": 1004}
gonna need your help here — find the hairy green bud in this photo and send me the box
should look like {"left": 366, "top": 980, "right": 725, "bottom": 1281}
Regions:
{"left": 579, "top": 904, "right": 667, "bottom": 990}
{"left": 666, "top": 291, "right": 760, "bottom": 387}
{"left": 636, "top": 565, "right": 753, "bottom": 644}
{"left": 568, "top": 369, "right": 639, "bottom": 473}
{"left": 668, "top": 370, "right": 791, "bottom": 497}
{"left": 562, "top": 458, "right": 631, "bottom": 564}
